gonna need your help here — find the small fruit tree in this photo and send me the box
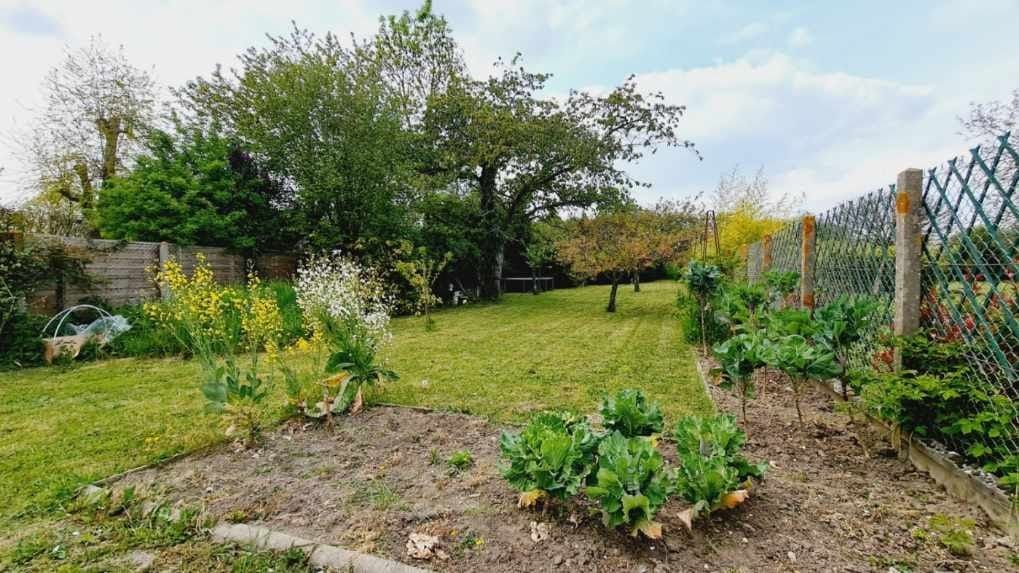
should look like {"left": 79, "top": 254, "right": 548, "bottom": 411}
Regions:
{"left": 556, "top": 208, "right": 689, "bottom": 313}
{"left": 683, "top": 260, "right": 723, "bottom": 351}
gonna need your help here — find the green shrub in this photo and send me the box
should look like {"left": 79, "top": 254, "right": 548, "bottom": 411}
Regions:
{"left": 498, "top": 410, "right": 599, "bottom": 508}
{"left": 672, "top": 414, "right": 767, "bottom": 527}
{"left": 765, "top": 334, "right": 841, "bottom": 426}
{"left": 676, "top": 290, "right": 727, "bottom": 347}
{"left": 585, "top": 432, "right": 674, "bottom": 539}
{"left": 600, "top": 389, "right": 664, "bottom": 437}
{"left": 856, "top": 367, "right": 1017, "bottom": 489}
{"left": 814, "top": 295, "right": 880, "bottom": 398}
{"left": 106, "top": 304, "right": 187, "bottom": 358}
{"left": 0, "top": 310, "right": 46, "bottom": 369}
{"left": 763, "top": 270, "right": 799, "bottom": 307}
{"left": 266, "top": 280, "right": 306, "bottom": 347}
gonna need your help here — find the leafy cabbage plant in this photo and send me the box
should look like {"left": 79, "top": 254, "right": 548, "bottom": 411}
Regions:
{"left": 499, "top": 410, "right": 599, "bottom": 508}
{"left": 585, "top": 432, "right": 675, "bottom": 539}
{"left": 672, "top": 414, "right": 768, "bottom": 529}
{"left": 600, "top": 389, "right": 664, "bottom": 437}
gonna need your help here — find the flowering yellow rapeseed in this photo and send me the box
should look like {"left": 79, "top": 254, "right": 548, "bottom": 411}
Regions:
{"left": 147, "top": 254, "right": 283, "bottom": 355}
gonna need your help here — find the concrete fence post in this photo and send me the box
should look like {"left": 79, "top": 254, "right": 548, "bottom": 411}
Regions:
{"left": 800, "top": 215, "right": 817, "bottom": 311}
{"left": 761, "top": 234, "right": 773, "bottom": 273}
{"left": 893, "top": 168, "right": 924, "bottom": 369}
{"left": 158, "top": 241, "right": 171, "bottom": 300}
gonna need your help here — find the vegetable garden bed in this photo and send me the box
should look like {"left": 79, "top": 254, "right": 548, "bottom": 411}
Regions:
{"left": 105, "top": 388, "right": 1015, "bottom": 571}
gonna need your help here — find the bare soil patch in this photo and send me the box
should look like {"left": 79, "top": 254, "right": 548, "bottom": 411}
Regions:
{"left": 114, "top": 370, "right": 1015, "bottom": 572}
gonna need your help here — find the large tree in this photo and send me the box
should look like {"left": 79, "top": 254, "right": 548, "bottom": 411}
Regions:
{"left": 95, "top": 129, "right": 291, "bottom": 252}
{"left": 177, "top": 27, "right": 414, "bottom": 258}
{"left": 423, "top": 61, "right": 696, "bottom": 298}
{"left": 22, "top": 36, "right": 156, "bottom": 211}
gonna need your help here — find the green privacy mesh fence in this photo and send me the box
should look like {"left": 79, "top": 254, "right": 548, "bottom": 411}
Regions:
{"left": 920, "top": 133, "right": 1018, "bottom": 463}
{"left": 769, "top": 219, "right": 802, "bottom": 275}
{"left": 813, "top": 187, "right": 897, "bottom": 366}
{"left": 742, "top": 133, "right": 1017, "bottom": 482}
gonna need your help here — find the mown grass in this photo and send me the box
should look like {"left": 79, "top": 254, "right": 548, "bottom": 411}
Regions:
{"left": 0, "top": 281, "right": 708, "bottom": 539}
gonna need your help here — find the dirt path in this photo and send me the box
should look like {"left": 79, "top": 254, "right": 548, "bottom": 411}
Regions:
{"left": 115, "top": 369, "right": 1015, "bottom": 572}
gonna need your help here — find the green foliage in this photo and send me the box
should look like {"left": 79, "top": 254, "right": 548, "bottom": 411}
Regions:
{"left": 927, "top": 514, "right": 976, "bottom": 557}
{"left": 763, "top": 270, "right": 799, "bottom": 306}
{"left": 890, "top": 330, "right": 969, "bottom": 376}
{"left": 201, "top": 357, "right": 270, "bottom": 447}
{"left": 498, "top": 410, "right": 598, "bottom": 503}
{"left": 765, "top": 334, "right": 841, "bottom": 425}
{"left": 712, "top": 331, "right": 770, "bottom": 420}
{"left": 762, "top": 308, "right": 817, "bottom": 338}
{"left": 600, "top": 389, "right": 664, "bottom": 437}
{"left": 179, "top": 26, "right": 415, "bottom": 259}
{"left": 673, "top": 415, "right": 767, "bottom": 522}
{"left": 855, "top": 366, "right": 1018, "bottom": 489}
{"left": 96, "top": 129, "right": 292, "bottom": 252}
{"left": 814, "top": 295, "right": 880, "bottom": 356}
{"left": 676, "top": 290, "right": 728, "bottom": 347}
{"left": 673, "top": 414, "right": 768, "bottom": 482}
{"left": 446, "top": 450, "right": 474, "bottom": 474}
{"left": 0, "top": 310, "right": 46, "bottom": 370}
{"left": 713, "top": 282, "right": 768, "bottom": 334}
{"left": 683, "top": 260, "right": 723, "bottom": 349}
{"left": 683, "top": 260, "right": 723, "bottom": 301}
{"left": 585, "top": 432, "right": 674, "bottom": 538}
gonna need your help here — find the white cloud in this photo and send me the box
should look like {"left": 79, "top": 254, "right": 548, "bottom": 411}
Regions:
{"left": 787, "top": 26, "right": 812, "bottom": 48}
{"left": 720, "top": 21, "right": 767, "bottom": 45}
{"left": 633, "top": 52, "right": 933, "bottom": 143}
{"left": 614, "top": 51, "right": 1001, "bottom": 212}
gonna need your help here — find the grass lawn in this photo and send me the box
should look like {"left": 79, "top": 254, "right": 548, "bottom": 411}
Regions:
{"left": 0, "top": 280, "right": 709, "bottom": 537}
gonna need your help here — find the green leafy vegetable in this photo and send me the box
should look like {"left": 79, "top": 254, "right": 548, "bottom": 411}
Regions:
{"left": 585, "top": 432, "right": 674, "bottom": 538}
{"left": 712, "top": 331, "right": 769, "bottom": 421}
{"left": 499, "top": 411, "right": 598, "bottom": 508}
{"left": 600, "top": 389, "right": 664, "bottom": 437}
{"left": 766, "top": 334, "right": 841, "bottom": 426}
{"left": 672, "top": 414, "right": 767, "bottom": 528}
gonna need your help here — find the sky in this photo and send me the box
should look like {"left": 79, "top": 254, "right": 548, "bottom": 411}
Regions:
{"left": 1, "top": 0, "right": 1018, "bottom": 213}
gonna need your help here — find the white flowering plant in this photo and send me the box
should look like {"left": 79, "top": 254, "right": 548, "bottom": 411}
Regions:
{"left": 295, "top": 253, "right": 397, "bottom": 421}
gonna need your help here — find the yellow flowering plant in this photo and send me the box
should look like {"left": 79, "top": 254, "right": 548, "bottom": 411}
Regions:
{"left": 148, "top": 254, "right": 287, "bottom": 447}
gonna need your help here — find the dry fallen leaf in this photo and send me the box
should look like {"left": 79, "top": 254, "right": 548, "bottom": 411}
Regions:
{"left": 635, "top": 520, "right": 663, "bottom": 539}
{"left": 676, "top": 508, "right": 695, "bottom": 532}
{"left": 406, "top": 533, "right": 442, "bottom": 560}
{"left": 518, "top": 489, "right": 546, "bottom": 508}
{"left": 530, "top": 521, "right": 551, "bottom": 543}
{"left": 720, "top": 489, "right": 750, "bottom": 509}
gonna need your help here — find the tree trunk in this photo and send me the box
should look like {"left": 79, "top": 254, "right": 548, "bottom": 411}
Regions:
{"left": 633, "top": 271, "right": 641, "bottom": 292}
{"left": 97, "top": 116, "right": 121, "bottom": 183}
{"left": 478, "top": 166, "right": 504, "bottom": 299}
{"left": 607, "top": 274, "right": 620, "bottom": 312}
{"left": 531, "top": 267, "right": 538, "bottom": 295}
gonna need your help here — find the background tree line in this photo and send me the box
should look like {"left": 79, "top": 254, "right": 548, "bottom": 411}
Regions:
{"left": 8, "top": 2, "right": 700, "bottom": 301}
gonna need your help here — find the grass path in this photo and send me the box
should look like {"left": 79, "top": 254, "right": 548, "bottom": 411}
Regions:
{"left": 0, "top": 280, "right": 708, "bottom": 536}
